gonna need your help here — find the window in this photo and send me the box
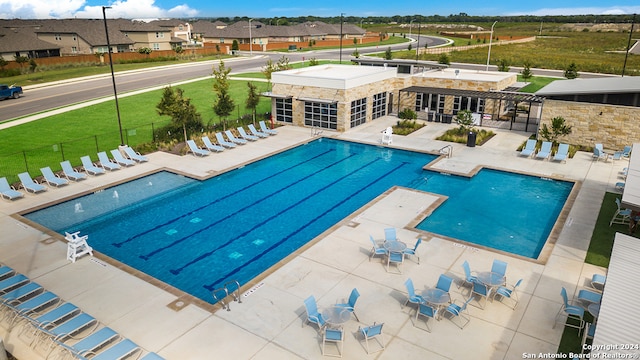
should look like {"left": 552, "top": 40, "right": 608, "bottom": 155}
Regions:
{"left": 350, "top": 98, "right": 367, "bottom": 128}
{"left": 179, "top": 25, "right": 184, "bottom": 30}
{"left": 415, "top": 93, "right": 426, "bottom": 111}
{"left": 54, "top": 34, "right": 61, "bottom": 40}
{"left": 372, "top": 92, "right": 387, "bottom": 119}
{"left": 304, "top": 101, "right": 337, "bottom": 130}
{"left": 275, "top": 98, "right": 293, "bottom": 123}
{"left": 220, "top": 38, "right": 225, "bottom": 43}
{"left": 452, "top": 96, "right": 462, "bottom": 115}
{"left": 153, "top": 43, "right": 160, "bottom": 50}
{"left": 71, "top": 46, "right": 77, "bottom": 53}
{"left": 155, "top": 32, "right": 164, "bottom": 38}
{"left": 72, "top": 35, "right": 77, "bottom": 41}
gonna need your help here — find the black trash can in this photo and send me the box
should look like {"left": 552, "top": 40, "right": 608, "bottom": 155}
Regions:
{"left": 467, "top": 131, "right": 476, "bottom": 147}
{"left": 442, "top": 114, "right": 453, "bottom": 124}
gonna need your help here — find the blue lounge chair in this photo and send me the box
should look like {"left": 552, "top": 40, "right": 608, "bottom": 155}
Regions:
{"left": 259, "top": 120, "right": 278, "bottom": 135}
{"left": 215, "top": 132, "right": 236, "bottom": 148}
{"left": 21, "top": 302, "right": 80, "bottom": 343}
{"left": 97, "top": 151, "right": 121, "bottom": 171}
{"left": 18, "top": 172, "right": 47, "bottom": 193}
{"left": 335, "top": 288, "right": 360, "bottom": 321}
{"left": 85, "top": 338, "right": 140, "bottom": 360}
{"left": 80, "top": 156, "right": 106, "bottom": 176}
{"left": 368, "top": 235, "right": 387, "bottom": 262}
{"left": 0, "top": 274, "right": 29, "bottom": 293}
{"left": 0, "top": 266, "right": 14, "bottom": 280}
{"left": 110, "top": 149, "right": 136, "bottom": 167}
{"left": 519, "top": 139, "right": 536, "bottom": 157}
{"left": 186, "top": 140, "right": 210, "bottom": 157}
{"left": 237, "top": 127, "right": 258, "bottom": 141}
{"left": 303, "top": 295, "right": 325, "bottom": 330}
{"left": 1, "top": 282, "right": 42, "bottom": 305}
{"left": 590, "top": 274, "right": 606, "bottom": 292}
{"left": 4, "top": 291, "right": 60, "bottom": 327}
{"left": 552, "top": 143, "right": 570, "bottom": 162}
{"left": 225, "top": 130, "right": 247, "bottom": 145}
{"left": 123, "top": 146, "right": 148, "bottom": 162}
{"left": 139, "top": 352, "right": 165, "bottom": 360}
{"left": 593, "top": 144, "right": 608, "bottom": 162}
{"left": 248, "top": 123, "right": 269, "bottom": 138}
{"left": 202, "top": 136, "right": 225, "bottom": 152}
{"left": 0, "top": 177, "right": 24, "bottom": 200}
{"left": 60, "top": 161, "right": 87, "bottom": 181}
{"left": 536, "top": 141, "right": 553, "bottom": 160}
{"left": 54, "top": 327, "right": 119, "bottom": 359}
{"left": 40, "top": 167, "right": 69, "bottom": 187}
{"left": 40, "top": 312, "right": 98, "bottom": 344}
{"left": 622, "top": 145, "right": 632, "bottom": 158}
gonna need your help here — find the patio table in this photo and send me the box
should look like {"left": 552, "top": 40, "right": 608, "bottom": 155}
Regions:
{"left": 322, "top": 306, "right": 351, "bottom": 328}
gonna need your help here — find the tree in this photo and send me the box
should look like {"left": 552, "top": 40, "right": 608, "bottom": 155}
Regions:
{"left": 246, "top": 82, "right": 260, "bottom": 124}
{"left": 212, "top": 61, "right": 235, "bottom": 125}
{"left": 384, "top": 47, "right": 393, "bottom": 60}
{"left": 156, "top": 86, "right": 203, "bottom": 143}
{"left": 564, "top": 62, "right": 579, "bottom": 79}
{"left": 262, "top": 59, "right": 277, "bottom": 90}
{"left": 438, "top": 53, "right": 450, "bottom": 65}
{"left": 276, "top": 55, "right": 291, "bottom": 71}
{"left": 138, "top": 47, "right": 152, "bottom": 55}
{"left": 29, "top": 58, "right": 37, "bottom": 73}
{"left": 497, "top": 58, "right": 510, "bottom": 72}
{"left": 521, "top": 61, "right": 533, "bottom": 82}
{"left": 0, "top": 57, "right": 7, "bottom": 70}
{"left": 539, "top": 116, "right": 572, "bottom": 143}
{"left": 407, "top": 43, "right": 412, "bottom": 51}
{"left": 14, "top": 55, "right": 28, "bottom": 70}
{"left": 455, "top": 110, "right": 475, "bottom": 133}
{"left": 231, "top": 40, "right": 239, "bottom": 51}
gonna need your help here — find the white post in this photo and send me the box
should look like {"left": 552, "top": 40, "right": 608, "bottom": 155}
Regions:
{"left": 249, "top": 18, "right": 254, "bottom": 55}
{"left": 486, "top": 21, "right": 497, "bottom": 71}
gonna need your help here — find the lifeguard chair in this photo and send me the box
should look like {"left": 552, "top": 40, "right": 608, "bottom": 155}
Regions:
{"left": 65, "top": 231, "right": 93, "bottom": 263}
{"left": 381, "top": 127, "right": 393, "bottom": 145}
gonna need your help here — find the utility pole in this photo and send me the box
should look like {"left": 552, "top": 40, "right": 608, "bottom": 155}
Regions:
{"left": 249, "top": 18, "right": 254, "bottom": 56}
{"left": 622, "top": 14, "right": 636, "bottom": 77}
{"left": 339, "top": 13, "right": 345, "bottom": 64}
{"left": 416, "top": 23, "right": 421, "bottom": 60}
{"left": 102, "top": 6, "right": 124, "bottom": 146}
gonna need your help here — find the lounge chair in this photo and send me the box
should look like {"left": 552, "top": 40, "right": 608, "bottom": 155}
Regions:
{"left": 224, "top": 130, "right": 247, "bottom": 145}
{"left": 536, "top": 141, "right": 552, "bottom": 160}
{"left": 519, "top": 139, "right": 536, "bottom": 157}
{"left": 248, "top": 123, "right": 269, "bottom": 138}
{"left": 237, "top": 127, "right": 259, "bottom": 141}
{"left": 610, "top": 198, "right": 632, "bottom": 226}
{"left": 0, "top": 177, "right": 24, "bottom": 200}
{"left": 60, "top": 161, "right": 87, "bottom": 181}
{"left": 80, "top": 156, "right": 106, "bottom": 176}
{"left": 110, "top": 149, "right": 136, "bottom": 167}
{"left": 18, "top": 172, "right": 47, "bottom": 193}
{"left": 0, "top": 274, "right": 29, "bottom": 293}
{"left": 37, "top": 312, "right": 98, "bottom": 345}
{"left": 593, "top": 144, "right": 608, "bottom": 162}
{"left": 97, "top": 151, "right": 121, "bottom": 171}
{"left": 40, "top": 167, "right": 69, "bottom": 187}
{"left": 202, "top": 136, "right": 225, "bottom": 152}
{"left": 122, "top": 146, "right": 148, "bottom": 162}
{"left": 215, "top": 132, "right": 237, "bottom": 148}
{"left": 4, "top": 291, "right": 60, "bottom": 327}
{"left": 53, "top": 326, "right": 119, "bottom": 359}
{"left": 552, "top": 143, "right": 570, "bottom": 163}
{"left": 1, "top": 282, "right": 42, "bottom": 305}
{"left": 259, "top": 120, "right": 278, "bottom": 135}
{"left": 186, "top": 140, "right": 210, "bottom": 157}
{"left": 85, "top": 338, "right": 140, "bottom": 360}
{"left": 622, "top": 145, "right": 632, "bottom": 158}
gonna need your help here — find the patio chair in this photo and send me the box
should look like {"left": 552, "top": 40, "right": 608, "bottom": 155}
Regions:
{"left": 577, "top": 289, "right": 602, "bottom": 305}
{"left": 386, "top": 251, "right": 404, "bottom": 274}
{"left": 259, "top": 120, "right": 278, "bottom": 135}
{"left": 80, "top": 156, "right": 106, "bottom": 176}
{"left": 519, "top": 139, "right": 536, "bottom": 157}
{"left": 0, "top": 177, "right": 24, "bottom": 200}
{"left": 335, "top": 288, "right": 360, "bottom": 321}
{"left": 414, "top": 303, "right": 437, "bottom": 332}
{"left": 590, "top": 274, "right": 606, "bottom": 292}
{"left": 358, "top": 322, "right": 385, "bottom": 354}
{"left": 384, "top": 227, "right": 397, "bottom": 242}
{"left": 322, "top": 327, "right": 344, "bottom": 357}
{"left": 553, "top": 287, "right": 585, "bottom": 336}
{"left": 459, "top": 260, "right": 478, "bottom": 289}
{"left": 436, "top": 274, "right": 454, "bottom": 294}
{"left": 622, "top": 145, "right": 632, "bottom": 158}
{"left": 237, "top": 127, "right": 259, "bottom": 141}
{"left": 444, "top": 297, "right": 473, "bottom": 329}
{"left": 225, "top": 130, "right": 247, "bottom": 145}
{"left": 186, "top": 140, "right": 210, "bottom": 157}
{"left": 248, "top": 123, "right": 269, "bottom": 138}
{"left": 469, "top": 280, "right": 490, "bottom": 309}
{"left": 18, "top": 172, "right": 47, "bottom": 193}
{"left": 60, "top": 161, "right": 87, "bottom": 181}
{"left": 368, "top": 235, "right": 387, "bottom": 262}
{"left": 493, "top": 278, "right": 523, "bottom": 310}
{"left": 581, "top": 323, "right": 597, "bottom": 354}
{"left": 609, "top": 198, "right": 632, "bottom": 226}
{"left": 536, "top": 141, "right": 553, "bottom": 160}
{"left": 96, "top": 151, "right": 121, "bottom": 171}
{"left": 20, "top": 302, "right": 80, "bottom": 345}
{"left": 122, "top": 146, "right": 149, "bottom": 162}
{"left": 403, "top": 278, "right": 425, "bottom": 309}
{"left": 202, "top": 136, "right": 225, "bottom": 152}
{"left": 593, "top": 144, "right": 608, "bottom": 162}
{"left": 215, "top": 132, "right": 237, "bottom": 148}
{"left": 491, "top": 259, "right": 508, "bottom": 283}
{"left": 110, "top": 149, "right": 136, "bottom": 167}
{"left": 40, "top": 167, "right": 69, "bottom": 187}
{"left": 35, "top": 312, "right": 98, "bottom": 349}
{"left": 402, "top": 237, "right": 422, "bottom": 264}
{"left": 303, "top": 295, "right": 326, "bottom": 330}
{"left": 552, "top": 143, "right": 570, "bottom": 163}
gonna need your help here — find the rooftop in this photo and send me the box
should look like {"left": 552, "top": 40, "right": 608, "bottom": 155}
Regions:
{"left": 272, "top": 64, "right": 398, "bottom": 90}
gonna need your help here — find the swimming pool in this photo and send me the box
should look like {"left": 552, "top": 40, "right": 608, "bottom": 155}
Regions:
{"left": 23, "top": 139, "right": 572, "bottom": 304}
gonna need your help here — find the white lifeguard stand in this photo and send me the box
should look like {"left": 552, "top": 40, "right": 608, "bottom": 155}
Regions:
{"left": 381, "top": 127, "right": 393, "bottom": 145}
{"left": 65, "top": 231, "right": 93, "bottom": 263}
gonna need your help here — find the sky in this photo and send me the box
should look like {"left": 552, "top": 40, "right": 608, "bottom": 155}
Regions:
{"left": 1, "top": 0, "right": 639, "bottom": 20}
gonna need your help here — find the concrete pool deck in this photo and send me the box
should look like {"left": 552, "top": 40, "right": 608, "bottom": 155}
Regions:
{"left": 0, "top": 118, "right": 625, "bottom": 359}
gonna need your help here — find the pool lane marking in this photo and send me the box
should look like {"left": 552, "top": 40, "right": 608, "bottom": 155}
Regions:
{"left": 168, "top": 156, "right": 383, "bottom": 275}
{"left": 112, "top": 148, "right": 335, "bottom": 248}
{"left": 140, "top": 152, "right": 359, "bottom": 261}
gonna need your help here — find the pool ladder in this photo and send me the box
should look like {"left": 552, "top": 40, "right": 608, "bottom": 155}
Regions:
{"left": 439, "top": 145, "right": 453, "bottom": 158}
{"left": 211, "top": 280, "right": 242, "bottom": 311}
{"left": 311, "top": 125, "right": 323, "bottom": 137}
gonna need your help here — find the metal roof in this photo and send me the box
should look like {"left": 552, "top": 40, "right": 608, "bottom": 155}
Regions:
{"left": 352, "top": 58, "right": 448, "bottom": 69}
{"left": 401, "top": 86, "right": 545, "bottom": 103}
{"left": 535, "top": 76, "right": 640, "bottom": 96}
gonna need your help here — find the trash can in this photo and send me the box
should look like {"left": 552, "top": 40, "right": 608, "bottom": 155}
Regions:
{"left": 467, "top": 131, "right": 476, "bottom": 147}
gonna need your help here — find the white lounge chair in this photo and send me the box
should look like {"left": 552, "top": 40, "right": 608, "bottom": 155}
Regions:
{"left": 237, "top": 127, "right": 258, "bottom": 141}
{"left": 97, "top": 151, "right": 121, "bottom": 171}
{"left": 40, "top": 167, "right": 69, "bottom": 187}
{"left": 259, "top": 120, "right": 278, "bottom": 135}
{"left": 225, "top": 130, "right": 247, "bottom": 145}
{"left": 536, "top": 141, "right": 552, "bottom": 160}
{"left": 552, "top": 143, "right": 570, "bottom": 163}
{"left": 202, "top": 136, "right": 225, "bottom": 152}
{"left": 80, "top": 156, "right": 106, "bottom": 175}
{"left": 0, "top": 177, "right": 24, "bottom": 200}
{"left": 186, "top": 140, "right": 210, "bottom": 157}
{"left": 18, "top": 172, "right": 47, "bottom": 193}
{"left": 215, "top": 132, "right": 236, "bottom": 148}
{"left": 60, "top": 161, "right": 88, "bottom": 181}
{"left": 248, "top": 124, "right": 268, "bottom": 138}
{"left": 110, "top": 149, "right": 135, "bottom": 166}
{"left": 519, "top": 139, "right": 536, "bottom": 157}
{"left": 123, "top": 146, "right": 148, "bottom": 162}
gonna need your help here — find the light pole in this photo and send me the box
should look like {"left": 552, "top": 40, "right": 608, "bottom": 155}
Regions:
{"left": 486, "top": 21, "right": 497, "bottom": 71}
{"left": 409, "top": 19, "right": 414, "bottom": 38}
{"left": 416, "top": 22, "right": 421, "bottom": 60}
{"left": 339, "top": 13, "right": 345, "bottom": 63}
{"left": 622, "top": 14, "right": 636, "bottom": 77}
{"left": 360, "top": 19, "right": 364, "bottom": 29}
{"left": 248, "top": 18, "right": 254, "bottom": 55}
{"left": 102, "top": 6, "right": 124, "bottom": 146}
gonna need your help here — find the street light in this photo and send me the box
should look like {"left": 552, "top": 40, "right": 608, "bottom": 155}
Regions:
{"left": 339, "top": 13, "right": 345, "bottom": 64}
{"left": 409, "top": 19, "right": 414, "bottom": 38}
{"left": 248, "top": 18, "right": 254, "bottom": 55}
{"left": 416, "top": 22, "right": 421, "bottom": 60}
{"left": 486, "top": 21, "right": 497, "bottom": 71}
{"left": 101, "top": 6, "right": 124, "bottom": 146}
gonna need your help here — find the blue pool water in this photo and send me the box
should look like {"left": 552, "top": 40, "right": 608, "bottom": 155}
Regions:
{"left": 23, "top": 139, "right": 572, "bottom": 304}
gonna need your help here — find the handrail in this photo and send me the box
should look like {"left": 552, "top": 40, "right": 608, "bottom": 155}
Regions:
{"left": 439, "top": 145, "right": 453, "bottom": 158}
{"left": 224, "top": 280, "right": 242, "bottom": 304}
{"left": 212, "top": 287, "right": 230, "bottom": 311}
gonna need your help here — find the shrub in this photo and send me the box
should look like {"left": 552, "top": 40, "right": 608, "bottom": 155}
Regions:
{"left": 398, "top": 108, "right": 417, "bottom": 120}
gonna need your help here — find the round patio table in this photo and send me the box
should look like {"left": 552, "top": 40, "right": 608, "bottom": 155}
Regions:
{"left": 421, "top": 288, "right": 450, "bottom": 320}
{"left": 383, "top": 240, "right": 407, "bottom": 253}
{"left": 476, "top": 271, "right": 506, "bottom": 287}
{"left": 588, "top": 303, "right": 600, "bottom": 319}
{"left": 322, "top": 306, "right": 351, "bottom": 327}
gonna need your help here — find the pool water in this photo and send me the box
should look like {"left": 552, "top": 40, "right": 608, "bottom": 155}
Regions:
{"left": 23, "top": 139, "right": 572, "bottom": 304}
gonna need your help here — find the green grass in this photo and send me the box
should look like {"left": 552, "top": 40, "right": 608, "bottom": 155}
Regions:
{"left": 517, "top": 75, "right": 559, "bottom": 93}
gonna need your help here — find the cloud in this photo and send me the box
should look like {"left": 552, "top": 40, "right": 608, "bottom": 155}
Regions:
{"left": 507, "top": 6, "right": 640, "bottom": 16}
{"left": 0, "top": 0, "right": 197, "bottom": 19}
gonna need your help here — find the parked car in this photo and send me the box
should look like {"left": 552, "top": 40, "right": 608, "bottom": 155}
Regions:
{"left": 0, "top": 84, "right": 23, "bottom": 100}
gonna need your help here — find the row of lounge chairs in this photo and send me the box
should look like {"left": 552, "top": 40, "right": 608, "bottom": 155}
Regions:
{"left": 187, "top": 121, "right": 278, "bottom": 157}
{"left": 0, "top": 145, "right": 148, "bottom": 201}
{"left": 519, "top": 139, "right": 570, "bottom": 162}
{"left": 0, "top": 264, "right": 162, "bottom": 359}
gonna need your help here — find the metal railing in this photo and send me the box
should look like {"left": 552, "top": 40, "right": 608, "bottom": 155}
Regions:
{"left": 439, "top": 145, "right": 453, "bottom": 158}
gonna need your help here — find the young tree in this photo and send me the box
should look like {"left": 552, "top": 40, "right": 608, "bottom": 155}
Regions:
{"left": 438, "top": 53, "right": 450, "bottom": 65}
{"left": 231, "top": 40, "right": 239, "bottom": 52}
{"left": 246, "top": 82, "right": 260, "bottom": 124}
{"left": 521, "top": 61, "right": 533, "bottom": 82}
{"left": 539, "top": 116, "right": 572, "bottom": 143}
{"left": 212, "top": 60, "right": 235, "bottom": 125}
{"left": 384, "top": 47, "right": 393, "bottom": 60}
{"left": 156, "top": 86, "right": 203, "bottom": 143}
{"left": 455, "top": 110, "right": 475, "bottom": 133}
{"left": 407, "top": 43, "right": 412, "bottom": 51}
{"left": 497, "top": 58, "right": 510, "bottom": 72}
{"left": 0, "top": 57, "right": 7, "bottom": 71}
{"left": 564, "top": 62, "right": 579, "bottom": 79}
{"left": 276, "top": 55, "right": 291, "bottom": 71}
{"left": 29, "top": 58, "right": 37, "bottom": 73}
{"left": 262, "top": 59, "right": 277, "bottom": 91}
{"left": 14, "top": 55, "right": 28, "bottom": 70}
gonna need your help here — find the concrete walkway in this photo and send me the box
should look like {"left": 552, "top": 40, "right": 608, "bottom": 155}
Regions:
{"left": 0, "top": 119, "right": 625, "bottom": 359}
